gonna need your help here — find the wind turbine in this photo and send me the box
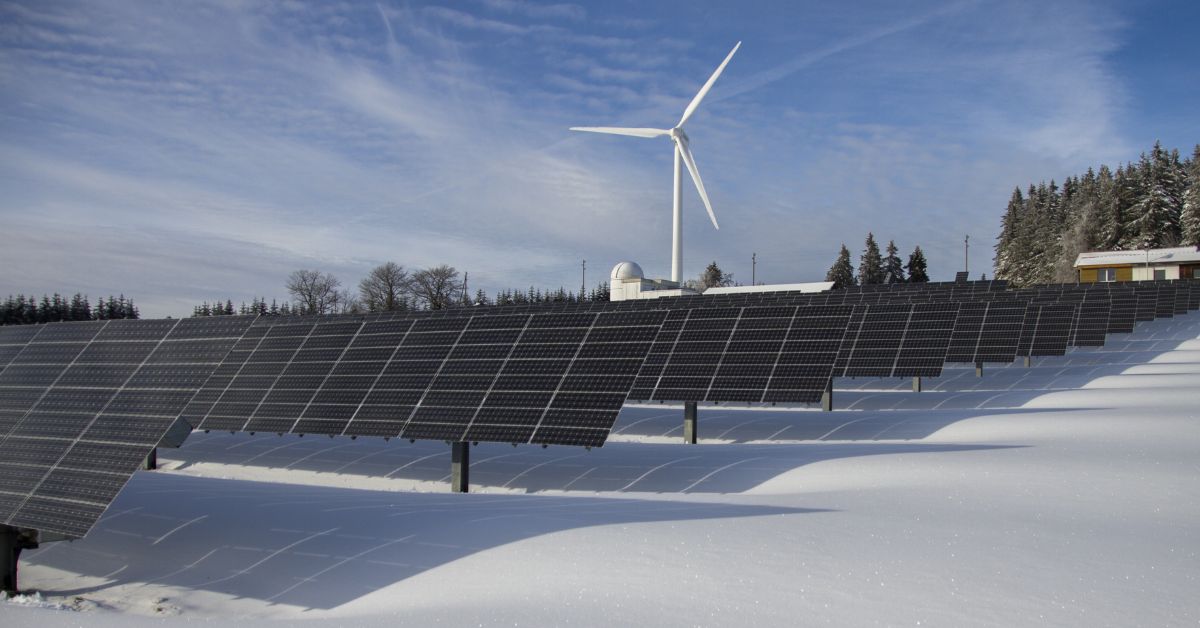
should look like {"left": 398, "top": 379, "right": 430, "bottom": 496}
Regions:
{"left": 571, "top": 41, "right": 740, "bottom": 285}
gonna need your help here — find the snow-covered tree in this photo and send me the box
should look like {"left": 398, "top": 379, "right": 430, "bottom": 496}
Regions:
{"left": 994, "top": 187, "right": 1024, "bottom": 282}
{"left": 1128, "top": 142, "right": 1183, "bottom": 248}
{"left": 1179, "top": 145, "right": 1200, "bottom": 246}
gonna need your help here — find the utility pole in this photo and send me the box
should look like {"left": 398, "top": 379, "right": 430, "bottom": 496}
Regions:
{"left": 752, "top": 252, "right": 756, "bottom": 286}
{"left": 964, "top": 234, "right": 970, "bottom": 275}
{"left": 581, "top": 259, "right": 586, "bottom": 298}
{"left": 461, "top": 272, "right": 469, "bottom": 304}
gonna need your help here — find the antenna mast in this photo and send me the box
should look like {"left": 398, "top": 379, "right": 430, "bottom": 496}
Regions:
{"left": 964, "top": 235, "right": 970, "bottom": 275}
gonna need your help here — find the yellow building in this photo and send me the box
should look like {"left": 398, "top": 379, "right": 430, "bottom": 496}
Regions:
{"left": 1074, "top": 246, "right": 1200, "bottom": 283}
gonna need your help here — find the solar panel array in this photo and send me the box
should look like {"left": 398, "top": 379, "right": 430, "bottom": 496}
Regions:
{"left": 0, "top": 317, "right": 253, "bottom": 537}
{"left": 1, "top": 277, "right": 1197, "bottom": 539}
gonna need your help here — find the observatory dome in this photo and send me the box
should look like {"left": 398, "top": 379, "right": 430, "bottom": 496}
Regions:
{"left": 611, "top": 261, "right": 645, "bottom": 281}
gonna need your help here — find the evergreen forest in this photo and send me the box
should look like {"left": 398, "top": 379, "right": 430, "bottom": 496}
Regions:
{"left": 0, "top": 293, "right": 138, "bottom": 326}
{"left": 994, "top": 141, "right": 1200, "bottom": 286}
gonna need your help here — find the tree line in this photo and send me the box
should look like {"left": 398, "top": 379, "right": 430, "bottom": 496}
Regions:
{"left": 192, "top": 263, "right": 614, "bottom": 317}
{"left": 824, "top": 233, "right": 929, "bottom": 289}
{"left": 0, "top": 293, "right": 138, "bottom": 326}
{"left": 995, "top": 141, "right": 1200, "bottom": 286}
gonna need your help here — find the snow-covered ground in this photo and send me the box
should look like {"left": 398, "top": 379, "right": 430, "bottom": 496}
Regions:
{"left": 5, "top": 314, "right": 1199, "bottom": 626}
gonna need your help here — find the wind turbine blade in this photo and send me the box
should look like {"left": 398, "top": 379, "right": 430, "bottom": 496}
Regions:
{"left": 569, "top": 126, "right": 672, "bottom": 138}
{"left": 675, "top": 137, "right": 719, "bottom": 230}
{"left": 677, "top": 41, "right": 741, "bottom": 128}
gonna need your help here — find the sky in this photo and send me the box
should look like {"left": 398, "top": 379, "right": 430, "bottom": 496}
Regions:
{"left": 1, "top": 0, "right": 1198, "bottom": 318}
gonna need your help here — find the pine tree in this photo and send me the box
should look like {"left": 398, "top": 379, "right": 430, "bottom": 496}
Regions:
{"left": 1117, "top": 158, "right": 1147, "bottom": 249}
{"left": 1028, "top": 180, "right": 1063, "bottom": 285}
{"left": 857, "top": 233, "right": 884, "bottom": 285}
{"left": 1128, "top": 142, "right": 1184, "bottom": 248}
{"left": 38, "top": 295, "right": 53, "bottom": 323}
{"left": 1097, "top": 165, "right": 1125, "bottom": 250}
{"left": 994, "top": 187, "right": 1024, "bottom": 282}
{"left": 825, "top": 244, "right": 856, "bottom": 288}
{"left": 882, "top": 240, "right": 905, "bottom": 283}
{"left": 906, "top": 246, "right": 929, "bottom": 283}
{"left": 1181, "top": 144, "right": 1200, "bottom": 246}
{"left": 700, "top": 261, "right": 733, "bottom": 290}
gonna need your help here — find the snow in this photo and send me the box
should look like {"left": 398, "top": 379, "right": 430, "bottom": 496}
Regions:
{"left": 4, "top": 314, "right": 1199, "bottom": 626}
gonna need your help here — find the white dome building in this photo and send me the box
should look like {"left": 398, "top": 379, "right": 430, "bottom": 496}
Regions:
{"left": 610, "top": 261, "right": 645, "bottom": 282}
{"left": 608, "top": 260, "right": 693, "bottom": 301}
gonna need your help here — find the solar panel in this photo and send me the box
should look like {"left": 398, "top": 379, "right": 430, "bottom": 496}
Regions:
{"left": 628, "top": 305, "right": 853, "bottom": 405}
{"left": 1154, "top": 284, "right": 1175, "bottom": 318}
{"left": 1133, "top": 287, "right": 1157, "bottom": 321}
{"left": 945, "top": 301, "right": 1027, "bottom": 364}
{"left": 954, "top": 271, "right": 969, "bottom": 283}
{"left": 0, "top": 325, "right": 47, "bottom": 439}
{"left": 1017, "top": 303, "right": 1077, "bottom": 357}
{"left": 1172, "top": 282, "right": 1190, "bottom": 314}
{"left": 0, "top": 316, "right": 253, "bottom": 537}
{"left": 834, "top": 303, "right": 959, "bottom": 378}
{"left": 889, "top": 302, "right": 960, "bottom": 376}
{"left": 1106, "top": 290, "right": 1138, "bottom": 333}
{"left": 190, "top": 311, "right": 666, "bottom": 448}
{"left": 835, "top": 304, "right": 907, "bottom": 379}
{"left": 1070, "top": 299, "right": 1111, "bottom": 347}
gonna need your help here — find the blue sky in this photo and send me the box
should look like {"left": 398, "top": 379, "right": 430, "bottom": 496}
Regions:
{"left": 1, "top": 0, "right": 1197, "bottom": 317}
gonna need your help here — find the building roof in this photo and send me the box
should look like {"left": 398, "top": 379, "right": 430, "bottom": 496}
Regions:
{"left": 1074, "top": 246, "right": 1200, "bottom": 268}
{"left": 703, "top": 281, "right": 834, "bottom": 295}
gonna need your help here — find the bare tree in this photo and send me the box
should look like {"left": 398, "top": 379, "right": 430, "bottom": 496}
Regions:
{"left": 359, "top": 262, "right": 410, "bottom": 311}
{"left": 286, "top": 269, "right": 341, "bottom": 315}
{"left": 410, "top": 265, "right": 462, "bottom": 310}
{"left": 334, "top": 288, "right": 363, "bottom": 314}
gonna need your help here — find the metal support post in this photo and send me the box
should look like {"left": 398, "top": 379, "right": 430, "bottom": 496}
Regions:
{"left": 683, "top": 401, "right": 698, "bottom": 444}
{"left": 450, "top": 441, "right": 469, "bottom": 493}
{"left": 144, "top": 448, "right": 157, "bottom": 471}
{"left": 975, "top": 361, "right": 984, "bottom": 378}
{"left": 821, "top": 379, "right": 833, "bottom": 412}
{"left": 1, "top": 525, "right": 36, "bottom": 595}
{"left": 1023, "top": 356, "right": 1032, "bottom": 368}
{"left": 912, "top": 376, "right": 922, "bottom": 393}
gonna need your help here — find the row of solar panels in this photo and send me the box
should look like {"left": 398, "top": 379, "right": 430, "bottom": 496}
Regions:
{"left": 0, "top": 280, "right": 1195, "bottom": 537}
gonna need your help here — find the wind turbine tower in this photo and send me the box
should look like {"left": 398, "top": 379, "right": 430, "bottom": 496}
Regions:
{"left": 571, "top": 42, "right": 740, "bottom": 284}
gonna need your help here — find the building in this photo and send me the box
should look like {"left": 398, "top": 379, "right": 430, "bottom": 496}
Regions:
{"left": 1073, "top": 246, "right": 1200, "bottom": 283}
{"left": 608, "top": 261, "right": 832, "bottom": 301}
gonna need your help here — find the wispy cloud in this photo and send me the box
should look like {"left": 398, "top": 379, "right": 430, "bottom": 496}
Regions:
{"left": 0, "top": 0, "right": 1165, "bottom": 315}
{"left": 478, "top": 0, "right": 586, "bottom": 22}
